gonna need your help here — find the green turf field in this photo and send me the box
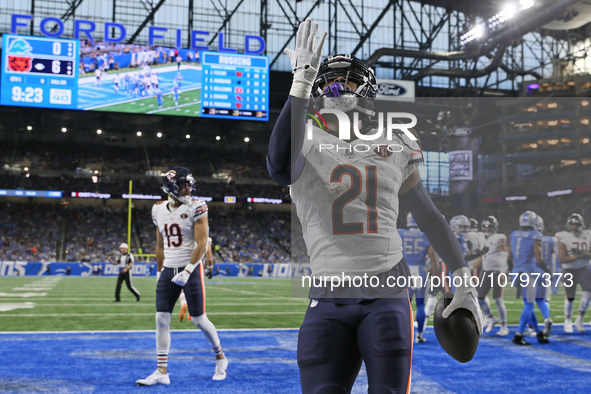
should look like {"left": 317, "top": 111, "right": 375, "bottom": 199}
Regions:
{"left": 91, "top": 88, "right": 201, "bottom": 116}
{"left": 0, "top": 276, "right": 307, "bottom": 331}
{"left": 0, "top": 276, "right": 580, "bottom": 332}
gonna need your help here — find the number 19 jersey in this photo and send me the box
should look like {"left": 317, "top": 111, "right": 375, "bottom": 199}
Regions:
{"left": 151, "top": 199, "right": 209, "bottom": 268}
{"left": 290, "top": 127, "right": 423, "bottom": 277}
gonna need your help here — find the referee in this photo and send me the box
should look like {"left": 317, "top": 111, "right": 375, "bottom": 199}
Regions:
{"left": 110, "top": 243, "right": 141, "bottom": 302}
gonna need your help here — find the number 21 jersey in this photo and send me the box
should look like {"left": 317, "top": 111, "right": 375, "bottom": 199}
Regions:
{"left": 290, "top": 127, "right": 423, "bottom": 277}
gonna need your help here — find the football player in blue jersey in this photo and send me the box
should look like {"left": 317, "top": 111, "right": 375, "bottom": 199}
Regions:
{"left": 399, "top": 213, "right": 430, "bottom": 343}
{"left": 509, "top": 211, "right": 552, "bottom": 345}
{"left": 154, "top": 84, "right": 164, "bottom": 109}
{"left": 172, "top": 81, "right": 181, "bottom": 106}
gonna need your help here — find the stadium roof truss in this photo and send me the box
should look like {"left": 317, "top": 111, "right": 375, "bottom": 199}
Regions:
{"left": 1, "top": 0, "right": 591, "bottom": 96}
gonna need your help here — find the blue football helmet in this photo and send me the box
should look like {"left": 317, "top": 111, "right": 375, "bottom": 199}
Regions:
{"left": 534, "top": 215, "right": 544, "bottom": 233}
{"left": 162, "top": 166, "right": 196, "bottom": 204}
{"left": 407, "top": 212, "right": 418, "bottom": 229}
{"left": 519, "top": 211, "right": 537, "bottom": 228}
{"left": 450, "top": 215, "right": 470, "bottom": 235}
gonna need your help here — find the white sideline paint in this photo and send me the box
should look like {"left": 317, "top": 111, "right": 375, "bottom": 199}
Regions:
{"left": 0, "top": 292, "right": 47, "bottom": 298}
{"left": 0, "top": 302, "right": 37, "bottom": 312}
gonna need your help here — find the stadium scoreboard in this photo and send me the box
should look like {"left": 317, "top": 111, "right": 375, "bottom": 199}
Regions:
{"left": 1, "top": 34, "right": 79, "bottom": 109}
{"left": 200, "top": 51, "right": 269, "bottom": 121}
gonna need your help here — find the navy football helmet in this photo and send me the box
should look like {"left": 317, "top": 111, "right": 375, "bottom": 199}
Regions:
{"left": 481, "top": 216, "right": 499, "bottom": 234}
{"left": 162, "top": 166, "right": 196, "bottom": 204}
{"left": 312, "top": 54, "right": 377, "bottom": 119}
{"left": 567, "top": 213, "right": 584, "bottom": 235}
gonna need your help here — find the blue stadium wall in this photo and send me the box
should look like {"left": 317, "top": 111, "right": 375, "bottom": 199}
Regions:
{"left": 0, "top": 261, "right": 302, "bottom": 277}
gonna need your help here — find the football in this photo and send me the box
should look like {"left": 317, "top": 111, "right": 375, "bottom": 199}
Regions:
{"left": 433, "top": 291, "right": 480, "bottom": 363}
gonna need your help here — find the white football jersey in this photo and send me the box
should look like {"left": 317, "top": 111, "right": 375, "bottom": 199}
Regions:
{"left": 290, "top": 125, "right": 423, "bottom": 277}
{"left": 482, "top": 233, "right": 508, "bottom": 272}
{"left": 464, "top": 231, "right": 486, "bottom": 254}
{"left": 152, "top": 199, "right": 208, "bottom": 268}
{"left": 555, "top": 229, "right": 591, "bottom": 269}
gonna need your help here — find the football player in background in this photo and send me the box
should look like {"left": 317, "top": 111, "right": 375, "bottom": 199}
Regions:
{"left": 555, "top": 213, "right": 591, "bottom": 333}
{"left": 154, "top": 85, "right": 164, "bottom": 109}
{"left": 137, "top": 167, "right": 227, "bottom": 386}
{"left": 477, "top": 216, "right": 509, "bottom": 336}
{"left": 172, "top": 81, "right": 181, "bottom": 106}
{"left": 465, "top": 218, "right": 486, "bottom": 276}
{"left": 533, "top": 215, "right": 553, "bottom": 336}
{"left": 267, "top": 18, "right": 482, "bottom": 392}
{"left": 509, "top": 211, "right": 552, "bottom": 345}
{"left": 399, "top": 213, "right": 430, "bottom": 342}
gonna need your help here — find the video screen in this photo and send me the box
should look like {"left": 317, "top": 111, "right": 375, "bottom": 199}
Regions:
{"left": 1, "top": 34, "right": 269, "bottom": 121}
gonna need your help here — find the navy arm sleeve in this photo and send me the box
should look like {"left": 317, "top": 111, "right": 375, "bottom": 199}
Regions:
{"left": 266, "top": 96, "right": 308, "bottom": 186}
{"left": 399, "top": 181, "right": 467, "bottom": 272}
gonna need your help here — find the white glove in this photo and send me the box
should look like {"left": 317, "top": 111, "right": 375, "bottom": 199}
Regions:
{"left": 442, "top": 267, "right": 484, "bottom": 334}
{"left": 284, "top": 17, "right": 328, "bottom": 98}
{"left": 171, "top": 264, "right": 195, "bottom": 287}
{"left": 156, "top": 271, "right": 161, "bottom": 280}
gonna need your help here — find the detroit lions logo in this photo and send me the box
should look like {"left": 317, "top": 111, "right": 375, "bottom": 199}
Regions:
{"left": 374, "top": 145, "right": 393, "bottom": 158}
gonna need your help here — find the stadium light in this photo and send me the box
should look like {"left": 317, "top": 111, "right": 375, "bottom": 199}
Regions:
{"left": 24, "top": 167, "right": 29, "bottom": 171}
{"left": 244, "top": 137, "right": 250, "bottom": 142}
{"left": 61, "top": 127, "right": 67, "bottom": 132}
{"left": 27, "top": 125, "right": 32, "bottom": 131}
{"left": 216, "top": 136, "right": 221, "bottom": 141}
{"left": 461, "top": 1, "right": 536, "bottom": 45}
{"left": 157, "top": 132, "right": 162, "bottom": 138}
{"left": 498, "top": 5, "right": 516, "bottom": 23}
{"left": 136, "top": 131, "right": 142, "bottom": 137}
{"left": 97, "top": 129, "right": 102, "bottom": 134}
{"left": 186, "top": 134, "right": 191, "bottom": 139}
{"left": 582, "top": 100, "right": 589, "bottom": 107}
{"left": 583, "top": 138, "right": 590, "bottom": 144}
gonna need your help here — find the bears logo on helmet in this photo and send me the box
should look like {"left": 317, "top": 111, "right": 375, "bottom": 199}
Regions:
{"left": 162, "top": 166, "right": 195, "bottom": 205}
{"left": 434, "top": 292, "right": 480, "bottom": 363}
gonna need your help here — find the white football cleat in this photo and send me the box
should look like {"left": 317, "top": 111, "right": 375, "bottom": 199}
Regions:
{"left": 136, "top": 369, "right": 170, "bottom": 386}
{"left": 575, "top": 315, "right": 586, "bottom": 333}
{"left": 485, "top": 316, "right": 499, "bottom": 333}
{"left": 212, "top": 357, "right": 228, "bottom": 381}
{"left": 564, "top": 318, "right": 574, "bottom": 333}
{"left": 543, "top": 318, "right": 553, "bottom": 337}
{"left": 415, "top": 333, "right": 427, "bottom": 343}
{"left": 496, "top": 326, "right": 509, "bottom": 336}
{"left": 523, "top": 327, "right": 536, "bottom": 337}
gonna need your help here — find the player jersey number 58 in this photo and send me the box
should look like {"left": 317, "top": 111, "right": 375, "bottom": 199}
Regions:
{"left": 331, "top": 165, "right": 378, "bottom": 235}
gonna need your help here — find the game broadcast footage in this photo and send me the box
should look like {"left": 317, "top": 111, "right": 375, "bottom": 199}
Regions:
{"left": 1, "top": 34, "right": 269, "bottom": 121}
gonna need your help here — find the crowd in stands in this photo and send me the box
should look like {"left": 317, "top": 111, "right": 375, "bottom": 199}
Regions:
{"left": 64, "top": 206, "right": 128, "bottom": 263}
{"left": 129, "top": 207, "right": 291, "bottom": 265}
{"left": 0, "top": 203, "right": 60, "bottom": 262}
{"left": 480, "top": 162, "right": 591, "bottom": 197}
{"left": 1, "top": 141, "right": 271, "bottom": 181}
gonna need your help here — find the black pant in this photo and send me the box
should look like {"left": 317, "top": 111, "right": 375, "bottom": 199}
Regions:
{"left": 297, "top": 296, "right": 413, "bottom": 393}
{"left": 115, "top": 270, "right": 140, "bottom": 301}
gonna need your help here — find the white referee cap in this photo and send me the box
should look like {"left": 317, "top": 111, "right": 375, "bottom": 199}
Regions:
{"left": 119, "top": 243, "right": 129, "bottom": 249}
